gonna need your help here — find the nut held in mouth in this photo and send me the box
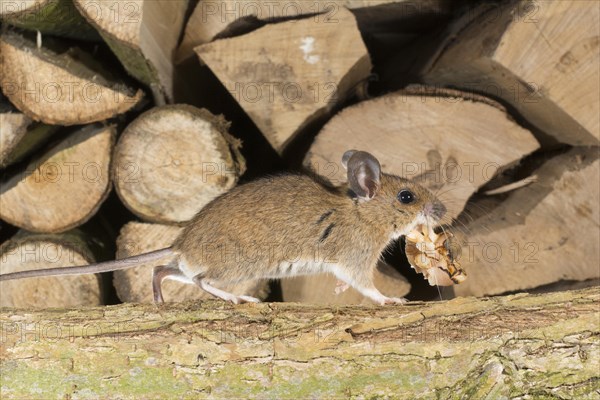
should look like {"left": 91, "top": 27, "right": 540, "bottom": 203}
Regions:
{"left": 405, "top": 225, "right": 467, "bottom": 286}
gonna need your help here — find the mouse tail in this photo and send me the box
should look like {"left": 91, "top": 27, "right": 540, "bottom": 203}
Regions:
{"left": 0, "top": 248, "right": 175, "bottom": 281}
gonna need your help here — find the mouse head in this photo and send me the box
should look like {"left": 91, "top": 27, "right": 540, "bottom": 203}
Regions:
{"left": 342, "top": 150, "right": 446, "bottom": 238}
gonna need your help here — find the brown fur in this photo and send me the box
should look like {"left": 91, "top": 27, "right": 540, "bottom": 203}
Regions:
{"left": 173, "top": 173, "right": 444, "bottom": 296}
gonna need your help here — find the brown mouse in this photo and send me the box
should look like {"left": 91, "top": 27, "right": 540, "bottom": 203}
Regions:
{"left": 0, "top": 150, "right": 446, "bottom": 305}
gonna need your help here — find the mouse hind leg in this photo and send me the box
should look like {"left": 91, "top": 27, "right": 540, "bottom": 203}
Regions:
{"left": 331, "top": 266, "right": 407, "bottom": 306}
{"left": 192, "top": 275, "right": 260, "bottom": 304}
{"left": 152, "top": 265, "right": 194, "bottom": 303}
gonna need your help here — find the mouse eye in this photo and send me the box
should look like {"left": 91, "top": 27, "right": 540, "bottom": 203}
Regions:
{"left": 397, "top": 189, "right": 415, "bottom": 204}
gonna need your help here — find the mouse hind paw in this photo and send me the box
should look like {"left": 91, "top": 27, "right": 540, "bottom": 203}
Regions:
{"left": 380, "top": 296, "right": 408, "bottom": 305}
{"left": 194, "top": 276, "right": 261, "bottom": 304}
{"left": 237, "top": 295, "right": 261, "bottom": 303}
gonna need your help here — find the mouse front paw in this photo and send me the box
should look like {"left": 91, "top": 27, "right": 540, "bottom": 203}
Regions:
{"left": 380, "top": 296, "right": 408, "bottom": 306}
{"left": 334, "top": 280, "right": 350, "bottom": 295}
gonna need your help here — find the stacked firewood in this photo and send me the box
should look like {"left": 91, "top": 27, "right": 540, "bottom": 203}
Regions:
{"left": 1, "top": 0, "right": 598, "bottom": 307}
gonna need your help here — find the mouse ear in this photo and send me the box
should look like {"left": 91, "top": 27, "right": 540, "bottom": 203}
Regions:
{"left": 342, "top": 150, "right": 381, "bottom": 200}
{"left": 341, "top": 150, "right": 357, "bottom": 170}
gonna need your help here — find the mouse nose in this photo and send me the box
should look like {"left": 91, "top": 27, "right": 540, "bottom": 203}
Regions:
{"left": 424, "top": 201, "right": 446, "bottom": 220}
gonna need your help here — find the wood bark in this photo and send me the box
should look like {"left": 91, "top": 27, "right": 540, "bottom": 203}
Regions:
{"left": 0, "top": 230, "right": 104, "bottom": 308}
{"left": 0, "top": 287, "right": 598, "bottom": 399}
{"left": 423, "top": 0, "right": 600, "bottom": 146}
{"left": 0, "top": 31, "right": 143, "bottom": 125}
{"left": 114, "top": 222, "right": 269, "bottom": 303}
{"left": 0, "top": 0, "right": 100, "bottom": 41}
{"left": 304, "top": 87, "right": 540, "bottom": 220}
{"left": 0, "top": 123, "right": 115, "bottom": 233}
{"left": 74, "top": 0, "right": 189, "bottom": 103}
{"left": 195, "top": 7, "right": 372, "bottom": 153}
{"left": 281, "top": 260, "right": 410, "bottom": 304}
{"left": 454, "top": 146, "right": 600, "bottom": 297}
{"left": 112, "top": 105, "right": 245, "bottom": 224}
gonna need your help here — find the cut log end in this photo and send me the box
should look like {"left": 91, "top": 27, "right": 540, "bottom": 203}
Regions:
{"left": 112, "top": 105, "right": 245, "bottom": 224}
{"left": 0, "top": 124, "right": 115, "bottom": 233}
{"left": 0, "top": 233, "right": 103, "bottom": 308}
{"left": 304, "top": 88, "right": 540, "bottom": 221}
{"left": 0, "top": 31, "right": 143, "bottom": 125}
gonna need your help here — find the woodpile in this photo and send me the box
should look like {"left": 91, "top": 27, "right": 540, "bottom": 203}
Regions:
{"left": 423, "top": 0, "right": 599, "bottom": 146}
{"left": 0, "top": 0, "right": 598, "bottom": 396}
{"left": 0, "top": 0, "right": 597, "bottom": 306}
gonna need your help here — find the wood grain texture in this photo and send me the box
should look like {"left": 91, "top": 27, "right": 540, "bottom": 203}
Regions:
{"left": 0, "top": 31, "right": 143, "bottom": 125}
{"left": 0, "top": 111, "right": 31, "bottom": 167}
{"left": 304, "top": 88, "right": 540, "bottom": 220}
{"left": 0, "top": 230, "right": 103, "bottom": 308}
{"left": 178, "top": 0, "right": 452, "bottom": 61}
{"left": 0, "top": 124, "right": 114, "bottom": 233}
{"left": 112, "top": 105, "right": 245, "bottom": 224}
{"left": 195, "top": 7, "right": 372, "bottom": 153}
{"left": 424, "top": 0, "right": 600, "bottom": 146}
{"left": 74, "top": 0, "right": 188, "bottom": 102}
{"left": 0, "top": 287, "right": 598, "bottom": 398}
{"left": 454, "top": 147, "right": 600, "bottom": 297}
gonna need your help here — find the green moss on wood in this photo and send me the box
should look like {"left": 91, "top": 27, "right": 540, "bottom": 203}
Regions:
{"left": 1, "top": 0, "right": 99, "bottom": 41}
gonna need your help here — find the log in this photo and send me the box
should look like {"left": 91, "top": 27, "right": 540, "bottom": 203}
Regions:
{"left": 0, "top": 31, "right": 143, "bottom": 125}
{"left": 0, "top": 123, "right": 115, "bottom": 233}
{"left": 114, "top": 222, "right": 269, "bottom": 303}
{"left": 112, "top": 105, "right": 245, "bottom": 224}
{"left": 281, "top": 260, "right": 410, "bottom": 304}
{"left": 423, "top": 0, "right": 600, "bottom": 146}
{"left": 0, "top": 230, "right": 104, "bottom": 308}
{"left": 0, "top": 287, "right": 597, "bottom": 398}
{"left": 177, "top": 0, "right": 453, "bottom": 62}
{"left": 0, "top": 102, "right": 31, "bottom": 168}
{"left": 304, "top": 87, "right": 540, "bottom": 220}
{"left": 454, "top": 146, "right": 600, "bottom": 297}
{"left": 195, "top": 7, "right": 372, "bottom": 153}
{"left": 0, "top": 102, "right": 60, "bottom": 168}
{"left": 74, "top": 0, "right": 189, "bottom": 104}
{"left": 0, "top": 0, "right": 100, "bottom": 41}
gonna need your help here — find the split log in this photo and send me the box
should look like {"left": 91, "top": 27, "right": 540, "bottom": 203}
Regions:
{"left": 178, "top": 0, "right": 453, "bottom": 62}
{"left": 112, "top": 105, "right": 245, "bottom": 224}
{"left": 423, "top": 0, "right": 600, "bottom": 146}
{"left": 114, "top": 222, "right": 269, "bottom": 303}
{"left": 0, "top": 31, "right": 143, "bottom": 125}
{"left": 0, "top": 0, "right": 100, "bottom": 41}
{"left": 0, "top": 230, "right": 105, "bottom": 308}
{"left": 0, "top": 103, "right": 60, "bottom": 168}
{"left": 74, "top": 0, "right": 189, "bottom": 104}
{"left": 0, "top": 105, "right": 31, "bottom": 168}
{"left": 195, "top": 7, "right": 372, "bottom": 153}
{"left": 304, "top": 87, "right": 540, "bottom": 220}
{"left": 281, "top": 261, "right": 410, "bottom": 304}
{"left": 0, "top": 124, "right": 115, "bottom": 233}
{"left": 453, "top": 147, "right": 600, "bottom": 297}
{"left": 0, "top": 287, "right": 597, "bottom": 398}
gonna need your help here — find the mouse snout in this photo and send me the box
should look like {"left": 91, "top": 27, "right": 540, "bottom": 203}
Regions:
{"left": 424, "top": 201, "right": 446, "bottom": 220}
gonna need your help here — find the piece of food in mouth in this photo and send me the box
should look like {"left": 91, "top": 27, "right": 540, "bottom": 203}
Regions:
{"left": 405, "top": 224, "right": 467, "bottom": 286}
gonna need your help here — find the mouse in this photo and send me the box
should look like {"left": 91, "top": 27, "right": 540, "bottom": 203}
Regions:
{"left": 0, "top": 150, "right": 447, "bottom": 305}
